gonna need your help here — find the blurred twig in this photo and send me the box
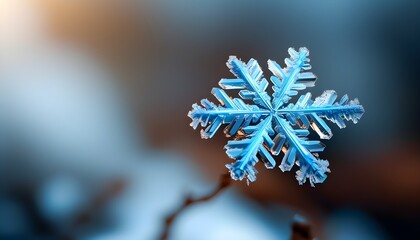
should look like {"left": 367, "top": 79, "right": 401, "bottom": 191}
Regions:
{"left": 160, "top": 173, "right": 232, "bottom": 240}
{"left": 291, "top": 221, "right": 313, "bottom": 240}
{"left": 62, "top": 179, "right": 126, "bottom": 240}
{"left": 72, "top": 179, "right": 126, "bottom": 227}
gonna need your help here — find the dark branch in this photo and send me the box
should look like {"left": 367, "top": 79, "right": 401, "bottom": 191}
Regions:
{"left": 291, "top": 221, "right": 313, "bottom": 240}
{"left": 61, "top": 179, "right": 126, "bottom": 240}
{"left": 160, "top": 173, "right": 232, "bottom": 240}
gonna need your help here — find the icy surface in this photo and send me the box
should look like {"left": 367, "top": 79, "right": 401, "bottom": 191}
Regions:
{"left": 189, "top": 48, "right": 364, "bottom": 186}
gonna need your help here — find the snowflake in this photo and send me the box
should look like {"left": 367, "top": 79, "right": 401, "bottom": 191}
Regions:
{"left": 188, "top": 48, "right": 364, "bottom": 186}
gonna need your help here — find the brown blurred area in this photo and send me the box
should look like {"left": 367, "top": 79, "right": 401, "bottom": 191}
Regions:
{"left": 37, "top": 0, "right": 158, "bottom": 86}
{"left": 11, "top": 0, "right": 420, "bottom": 238}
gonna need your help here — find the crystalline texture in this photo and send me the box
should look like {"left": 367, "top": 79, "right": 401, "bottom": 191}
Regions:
{"left": 188, "top": 47, "right": 364, "bottom": 186}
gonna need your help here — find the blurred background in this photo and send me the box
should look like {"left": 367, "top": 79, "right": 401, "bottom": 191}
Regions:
{"left": 0, "top": 0, "right": 419, "bottom": 239}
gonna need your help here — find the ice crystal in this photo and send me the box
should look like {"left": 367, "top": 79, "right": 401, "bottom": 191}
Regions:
{"left": 188, "top": 48, "right": 364, "bottom": 186}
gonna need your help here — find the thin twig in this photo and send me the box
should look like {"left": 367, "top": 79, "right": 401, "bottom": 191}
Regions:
{"left": 291, "top": 221, "right": 313, "bottom": 240}
{"left": 61, "top": 179, "right": 126, "bottom": 240}
{"left": 72, "top": 179, "right": 126, "bottom": 227}
{"left": 160, "top": 173, "right": 232, "bottom": 240}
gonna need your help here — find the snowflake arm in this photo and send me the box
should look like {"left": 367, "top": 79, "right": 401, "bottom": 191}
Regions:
{"left": 225, "top": 116, "right": 275, "bottom": 183}
{"left": 188, "top": 88, "right": 270, "bottom": 138}
{"left": 268, "top": 47, "right": 316, "bottom": 110}
{"left": 219, "top": 56, "right": 273, "bottom": 110}
{"left": 273, "top": 115, "right": 330, "bottom": 186}
{"left": 278, "top": 91, "right": 365, "bottom": 139}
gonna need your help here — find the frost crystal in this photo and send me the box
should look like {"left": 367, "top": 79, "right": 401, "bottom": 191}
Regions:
{"left": 188, "top": 48, "right": 364, "bottom": 186}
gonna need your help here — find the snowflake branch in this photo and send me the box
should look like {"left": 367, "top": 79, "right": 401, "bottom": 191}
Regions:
{"left": 220, "top": 57, "right": 273, "bottom": 110}
{"left": 268, "top": 47, "right": 316, "bottom": 110}
{"left": 225, "top": 116, "right": 275, "bottom": 183}
{"left": 188, "top": 89, "right": 269, "bottom": 138}
{"left": 278, "top": 91, "right": 364, "bottom": 139}
{"left": 274, "top": 115, "right": 330, "bottom": 186}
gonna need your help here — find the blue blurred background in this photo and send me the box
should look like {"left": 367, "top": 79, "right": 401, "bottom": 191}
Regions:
{"left": 0, "top": 0, "right": 419, "bottom": 239}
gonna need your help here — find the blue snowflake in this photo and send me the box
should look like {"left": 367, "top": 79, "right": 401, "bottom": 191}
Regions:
{"left": 188, "top": 48, "right": 364, "bottom": 186}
